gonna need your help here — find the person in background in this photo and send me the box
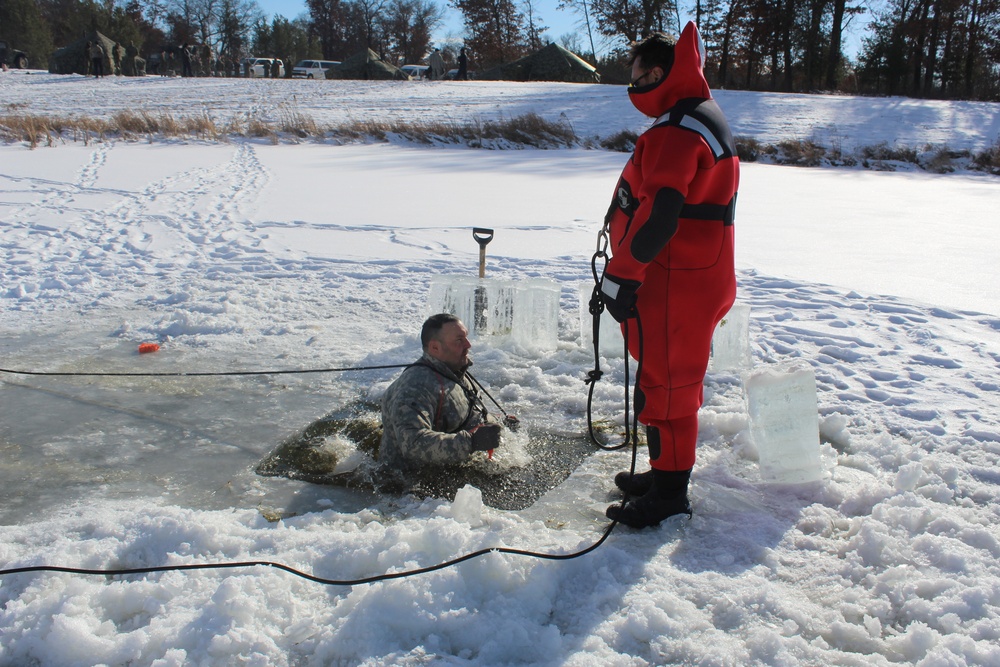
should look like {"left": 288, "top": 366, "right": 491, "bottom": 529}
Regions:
{"left": 181, "top": 43, "right": 193, "bottom": 77}
{"left": 599, "top": 22, "right": 739, "bottom": 529}
{"left": 89, "top": 40, "right": 105, "bottom": 78}
{"left": 125, "top": 42, "right": 138, "bottom": 76}
{"left": 379, "top": 314, "right": 503, "bottom": 480}
{"left": 428, "top": 48, "right": 445, "bottom": 80}
{"left": 113, "top": 42, "right": 124, "bottom": 75}
{"left": 456, "top": 47, "right": 468, "bottom": 80}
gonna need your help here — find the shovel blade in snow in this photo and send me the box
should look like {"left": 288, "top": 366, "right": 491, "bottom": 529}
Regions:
{"left": 474, "top": 283, "right": 488, "bottom": 331}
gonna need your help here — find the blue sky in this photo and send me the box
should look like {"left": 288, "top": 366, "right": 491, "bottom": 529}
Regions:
{"left": 255, "top": 0, "right": 867, "bottom": 59}
{"left": 256, "top": 0, "right": 585, "bottom": 50}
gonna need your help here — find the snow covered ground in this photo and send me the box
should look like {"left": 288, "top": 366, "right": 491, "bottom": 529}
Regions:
{"left": 1, "top": 70, "right": 999, "bottom": 666}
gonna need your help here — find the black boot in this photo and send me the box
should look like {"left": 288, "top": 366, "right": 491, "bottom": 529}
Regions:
{"left": 606, "top": 469, "right": 692, "bottom": 529}
{"left": 613, "top": 425, "right": 662, "bottom": 496}
{"left": 614, "top": 469, "right": 654, "bottom": 496}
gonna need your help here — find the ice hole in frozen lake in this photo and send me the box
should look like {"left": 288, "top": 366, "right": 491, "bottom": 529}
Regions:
{"left": 254, "top": 401, "right": 602, "bottom": 511}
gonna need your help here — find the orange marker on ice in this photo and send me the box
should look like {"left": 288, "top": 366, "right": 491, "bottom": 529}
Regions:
{"left": 138, "top": 342, "right": 160, "bottom": 354}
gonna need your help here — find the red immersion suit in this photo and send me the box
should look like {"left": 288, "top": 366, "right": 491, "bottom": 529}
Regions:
{"left": 603, "top": 22, "right": 739, "bottom": 472}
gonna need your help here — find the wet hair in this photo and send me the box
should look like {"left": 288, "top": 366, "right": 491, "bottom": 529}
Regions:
{"left": 629, "top": 32, "right": 677, "bottom": 74}
{"left": 421, "top": 313, "right": 461, "bottom": 350}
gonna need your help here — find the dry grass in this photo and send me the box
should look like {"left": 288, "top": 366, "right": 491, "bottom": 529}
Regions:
{"left": 972, "top": 139, "right": 1000, "bottom": 175}
{"left": 325, "top": 112, "right": 576, "bottom": 148}
{"left": 776, "top": 139, "right": 827, "bottom": 166}
{"left": 479, "top": 112, "right": 576, "bottom": 147}
{"left": 1, "top": 107, "right": 998, "bottom": 177}
{"left": 920, "top": 145, "right": 967, "bottom": 174}
{"left": 860, "top": 141, "right": 919, "bottom": 169}
{"left": 735, "top": 136, "right": 762, "bottom": 162}
{"left": 0, "top": 114, "right": 79, "bottom": 148}
{"left": 277, "top": 106, "right": 320, "bottom": 139}
{"left": 0, "top": 110, "right": 228, "bottom": 146}
{"left": 600, "top": 129, "right": 639, "bottom": 152}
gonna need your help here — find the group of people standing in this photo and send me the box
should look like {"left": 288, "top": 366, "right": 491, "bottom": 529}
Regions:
{"left": 155, "top": 44, "right": 223, "bottom": 77}
{"left": 85, "top": 40, "right": 140, "bottom": 77}
{"left": 426, "top": 46, "right": 468, "bottom": 80}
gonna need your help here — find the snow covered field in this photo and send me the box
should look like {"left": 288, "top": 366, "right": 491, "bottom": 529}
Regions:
{"left": 1, "top": 70, "right": 999, "bottom": 666}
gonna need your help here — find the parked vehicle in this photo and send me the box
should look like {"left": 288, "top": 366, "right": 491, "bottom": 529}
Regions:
{"left": 292, "top": 60, "right": 340, "bottom": 79}
{"left": 244, "top": 57, "right": 285, "bottom": 78}
{"left": 0, "top": 40, "right": 29, "bottom": 69}
{"left": 400, "top": 64, "right": 429, "bottom": 79}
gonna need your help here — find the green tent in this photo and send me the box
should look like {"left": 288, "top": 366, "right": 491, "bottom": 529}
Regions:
{"left": 478, "top": 43, "right": 600, "bottom": 83}
{"left": 49, "top": 31, "right": 121, "bottom": 76}
{"left": 326, "top": 48, "right": 409, "bottom": 81}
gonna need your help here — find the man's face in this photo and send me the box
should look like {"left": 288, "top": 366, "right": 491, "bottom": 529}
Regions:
{"left": 428, "top": 321, "right": 472, "bottom": 373}
{"left": 630, "top": 56, "right": 663, "bottom": 88}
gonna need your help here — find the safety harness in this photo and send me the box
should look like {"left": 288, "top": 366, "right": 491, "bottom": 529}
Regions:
{"left": 652, "top": 97, "right": 738, "bottom": 226}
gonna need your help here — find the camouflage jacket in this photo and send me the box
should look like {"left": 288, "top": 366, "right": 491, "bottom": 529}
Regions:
{"left": 379, "top": 353, "right": 493, "bottom": 472}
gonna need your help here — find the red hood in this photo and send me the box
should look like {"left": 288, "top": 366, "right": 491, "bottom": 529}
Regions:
{"left": 628, "top": 22, "right": 712, "bottom": 118}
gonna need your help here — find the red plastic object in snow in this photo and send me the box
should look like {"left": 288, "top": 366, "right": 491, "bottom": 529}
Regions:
{"left": 138, "top": 343, "right": 160, "bottom": 354}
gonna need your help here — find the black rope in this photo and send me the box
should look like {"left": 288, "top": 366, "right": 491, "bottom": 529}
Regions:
{"left": 583, "top": 223, "right": 647, "bottom": 523}
{"left": 466, "top": 371, "right": 517, "bottom": 427}
{"left": 0, "top": 355, "right": 532, "bottom": 436}
{"left": 0, "top": 518, "right": 619, "bottom": 586}
{"left": 2, "top": 363, "right": 512, "bottom": 421}
{"left": 0, "top": 363, "right": 411, "bottom": 378}
{"left": 585, "top": 228, "right": 643, "bottom": 454}
{"left": 585, "top": 231, "right": 618, "bottom": 450}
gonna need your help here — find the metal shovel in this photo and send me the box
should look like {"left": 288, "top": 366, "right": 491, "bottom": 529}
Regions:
{"left": 472, "top": 227, "right": 494, "bottom": 332}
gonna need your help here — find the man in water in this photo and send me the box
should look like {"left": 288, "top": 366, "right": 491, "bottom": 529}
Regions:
{"left": 379, "top": 314, "right": 503, "bottom": 477}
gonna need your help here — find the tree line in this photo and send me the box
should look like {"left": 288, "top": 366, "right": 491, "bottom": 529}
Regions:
{"left": 1, "top": 0, "right": 997, "bottom": 99}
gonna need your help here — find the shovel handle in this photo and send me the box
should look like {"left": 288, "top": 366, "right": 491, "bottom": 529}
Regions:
{"left": 472, "top": 228, "right": 494, "bottom": 247}
{"left": 473, "top": 228, "right": 493, "bottom": 279}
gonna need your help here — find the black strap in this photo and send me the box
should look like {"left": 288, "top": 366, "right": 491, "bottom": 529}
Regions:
{"left": 652, "top": 97, "right": 737, "bottom": 162}
{"left": 680, "top": 194, "right": 737, "bottom": 226}
{"left": 407, "top": 361, "right": 484, "bottom": 433}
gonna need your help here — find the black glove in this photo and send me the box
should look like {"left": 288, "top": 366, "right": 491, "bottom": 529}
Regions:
{"left": 600, "top": 274, "right": 641, "bottom": 322}
{"left": 470, "top": 423, "right": 502, "bottom": 452}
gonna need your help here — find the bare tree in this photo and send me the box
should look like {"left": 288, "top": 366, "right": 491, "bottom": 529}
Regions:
{"left": 521, "top": 0, "right": 549, "bottom": 49}
{"left": 308, "top": 0, "right": 354, "bottom": 59}
{"left": 857, "top": 0, "right": 1000, "bottom": 99}
{"left": 557, "top": 0, "right": 599, "bottom": 59}
{"left": 216, "top": 0, "right": 259, "bottom": 57}
{"left": 452, "top": 0, "right": 530, "bottom": 67}
{"left": 384, "top": 0, "right": 444, "bottom": 64}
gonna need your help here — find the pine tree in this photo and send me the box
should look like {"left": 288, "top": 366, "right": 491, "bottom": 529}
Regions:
{"left": 0, "top": 0, "right": 55, "bottom": 69}
{"left": 452, "top": 0, "right": 530, "bottom": 68}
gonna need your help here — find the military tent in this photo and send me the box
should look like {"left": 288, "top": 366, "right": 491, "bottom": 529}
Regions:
{"left": 49, "top": 31, "right": 118, "bottom": 76}
{"left": 326, "top": 49, "right": 409, "bottom": 80}
{"left": 478, "top": 43, "right": 600, "bottom": 83}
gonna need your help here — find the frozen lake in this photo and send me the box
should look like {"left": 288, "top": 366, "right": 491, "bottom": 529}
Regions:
{"left": 0, "top": 314, "right": 387, "bottom": 525}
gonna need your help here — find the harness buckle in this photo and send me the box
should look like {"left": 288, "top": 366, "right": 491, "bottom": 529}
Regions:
{"left": 595, "top": 227, "right": 609, "bottom": 256}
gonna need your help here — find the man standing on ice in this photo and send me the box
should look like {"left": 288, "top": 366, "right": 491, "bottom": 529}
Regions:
{"left": 599, "top": 23, "right": 738, "bottom": 529}
{"left": 379, "top": 314, "right": 503, "bottom": 479}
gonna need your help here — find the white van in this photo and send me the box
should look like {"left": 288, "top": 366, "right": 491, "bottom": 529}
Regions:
{"left": 292, "top": 60, "right": 340, "bottom": 79}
